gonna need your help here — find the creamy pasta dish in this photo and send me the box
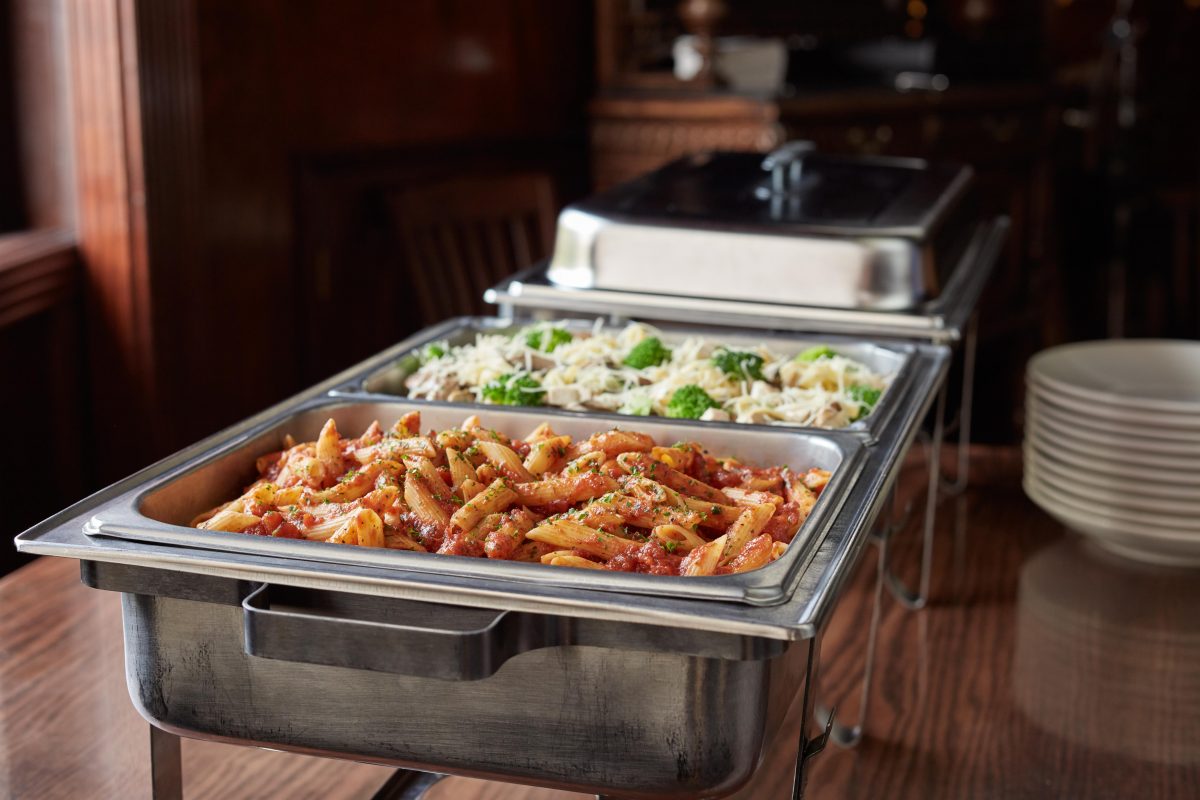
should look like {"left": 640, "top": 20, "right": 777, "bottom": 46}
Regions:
{"left": 403, "top": 321, "right": 891, "bottom": 428}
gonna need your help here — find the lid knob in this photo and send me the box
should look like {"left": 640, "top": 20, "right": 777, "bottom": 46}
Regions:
{"left": 762, "top": 140, "right": 817, "bottom": 195}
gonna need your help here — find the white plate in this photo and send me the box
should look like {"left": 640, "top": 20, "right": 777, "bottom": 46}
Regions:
{"left": 1025, "top": 447, "right": 1200, "bottom": 509}
{"left": 1028, "top": 339, "right": 1200, "bottom": 414}
{"left": 1025, "top": 456, "right": 1200, "bottom": 516}
{"left": 1023, "top": 479, "right": 1200, "bottom": 566}
{"left": 1028, "top": 414, "right": 1200, "bottom": 472}
{"left": 1028, "top": 381, "right": 1200, "bottom": 440}
{"left": 1023, "top": 441, "right": 1200, "bottom": 499}
{"left": 1026, "top": 374, "right": 1200, "bottom": 431}
{"left": 1025, "top": 425, "right": 1200, "bottom": 487}
{"left": 1027, "top": 394, "right": 1200, "bottom": 452}
{"left": 1028, "top": 470, "right": 1200, "bottom": 530}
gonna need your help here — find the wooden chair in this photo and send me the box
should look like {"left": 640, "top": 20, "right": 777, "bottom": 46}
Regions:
{"left": 387, "top": 172, "right": 557, "bottom": 326}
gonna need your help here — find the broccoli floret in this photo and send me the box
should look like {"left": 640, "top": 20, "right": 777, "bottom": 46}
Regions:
{"left": 666, "top": 385, "right": 721, "bottom": 419}
{"left": 796, "top": 345, "right": 837, "bottom": 362}
{"left": 848, "top": 384, "right": 883, "bottom": 420}
{"left": 420, "top": 342, "right": 448, "bottom": 363}
{"left": 525, "top": 327, "right": 573, "bottom": 353}
{"left": 623, "top": 337, "right": 672, "bottom": 369}
{"left": 711, "top": 348, "right": 765, "bottom": 381}
{"left": 619, "top": 392, "right": 653, "bottom": 416}
{"left": 481, "top": 373, "right": 545, "bottom": 406}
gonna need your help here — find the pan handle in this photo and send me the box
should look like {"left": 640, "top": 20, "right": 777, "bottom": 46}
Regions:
{"left": 242, "top": 584, "right": 545, "bottom": 681}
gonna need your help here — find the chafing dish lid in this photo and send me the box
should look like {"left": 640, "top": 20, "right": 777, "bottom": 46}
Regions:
{"left": 589, "top": 146, "right": 967, "bottom": 232}
{"left": 546, "top": 144, "right": 977, "bottom": 310}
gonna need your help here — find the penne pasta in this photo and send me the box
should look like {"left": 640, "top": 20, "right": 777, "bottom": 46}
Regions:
{"left": 575, "top": 429, "right": 654, "bottom": 459}
{"left": 681, "top": 534, "right": 727, "bottom": 576}
{"left": 783, "top": 469, "right": 818, "bottom": 518}
{"left": 524, "top": 422, "right": 558, "bottom": 444}
{"left": 616, "top": 452, "right": 732, "bottom": 504}
{"left": 512, "top": 473, "right": 617, "bottom": 507}
{"left": 680, "top": 496, "right": 743, "bottom": 528}
{"left": 727, "top": 533, "right": 773, "bottom": 573}
{"left": 329, "top": 508, "right": 385, "bottom": 547}
{"left": 475, "top": 441, "right": 534, "bottom": 483}
{"left": 200, "top": 509, "right": 260, "bottom": 533}
{"left": 192, "top": 415, "right": 826, "bottom": 575}
{"left": 404, "top": 470, "right": 451, "bottom": 528}
{"left": 548, "top": 554, "right": 605, "bottom": 570}
{"left": 451, "top": 478, "right": 517, "bottom": 532}
{"left": 525, "top": 518, "right": 640, "bottom": 560}
{"left": 720, "top": 504, "right": 776, "bottom": 565}
{"left": 459, "top": 478, "right": 486, "bottom": 501}
{"left": 445, "top": 447, "right": 479, "bottom": 491}
{"left": 523, "top": 435, "right": 571, "bottom": 476}
{"left": 651, "top": 523, "right": 708, "bottom": 553}
{"left": 770, "top": 541, "right": 788, "bottom": 561}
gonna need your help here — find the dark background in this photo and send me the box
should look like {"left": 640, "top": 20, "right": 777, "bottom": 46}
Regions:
{"left": 1, "top": 0, "right": 1197, "bottom": 575}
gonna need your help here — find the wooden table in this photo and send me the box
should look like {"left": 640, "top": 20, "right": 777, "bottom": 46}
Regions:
{"left": 2, "top": 448, "right": 1197, "bottom": 799}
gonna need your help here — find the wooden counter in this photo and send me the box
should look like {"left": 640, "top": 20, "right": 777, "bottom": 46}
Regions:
{"left": 2, "top": 448, "right": 1196, "bottom": 799}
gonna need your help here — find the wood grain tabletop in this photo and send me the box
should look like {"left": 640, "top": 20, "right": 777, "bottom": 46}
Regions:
{"left": 2, "top": 448, "right": 1197, "bottom": 799}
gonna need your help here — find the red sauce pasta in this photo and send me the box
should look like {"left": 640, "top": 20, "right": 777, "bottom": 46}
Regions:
{"left": 191, "top": 412, "right": 831, "bottom": 577}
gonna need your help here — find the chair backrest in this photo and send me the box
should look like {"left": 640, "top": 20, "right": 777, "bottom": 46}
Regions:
{"left": 387, "top": 172, "right": 556, "bottom": 325}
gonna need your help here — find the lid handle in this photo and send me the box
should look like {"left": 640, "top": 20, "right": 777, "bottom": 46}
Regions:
{"left": 762, "top": 140, "right": 817, "bottom": 195}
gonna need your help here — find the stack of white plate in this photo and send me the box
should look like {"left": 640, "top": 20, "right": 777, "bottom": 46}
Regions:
{"left": 1024, "top": 340, "right": 1200, "bottom": 566}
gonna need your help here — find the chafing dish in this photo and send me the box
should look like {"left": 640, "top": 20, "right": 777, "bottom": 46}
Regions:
{"left": 16, "top": 321, "right": 944, "bottom": 797}
{"left": 490, "top": 145, "right": 1009, "bottom": 344}
{"left": 13, "top": 144, "right": 983, "bottom": 798}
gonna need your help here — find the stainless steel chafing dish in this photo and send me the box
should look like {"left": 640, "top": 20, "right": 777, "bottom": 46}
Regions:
{"left": 15, "top": 355, "right": 942, "bottom": 798}
{"left": 490, "top": 143, "right": 1008, "bottom": 343}
{"left": 14, "top": 143, "right": 991, "bottom": 799}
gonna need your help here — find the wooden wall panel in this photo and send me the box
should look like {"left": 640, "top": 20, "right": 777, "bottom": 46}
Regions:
{"left": 184, "top": 0, "right": 592, "bottom": 440}
{"left": 10, "top": 0, "right": 73, "bottom": 229}
{"left": 65, "top": 0, "right": 162, "bottom": 476}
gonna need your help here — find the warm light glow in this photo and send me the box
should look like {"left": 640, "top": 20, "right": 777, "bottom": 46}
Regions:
{"left": 907, "top": 0, "right": 928, "bottom": 20}
{"left": 905, "top": 19, "right": 924, "bottom": 38}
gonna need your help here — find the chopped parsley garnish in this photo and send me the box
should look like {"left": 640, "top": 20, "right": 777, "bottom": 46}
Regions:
{"left": 662, "top": 540, "right": 679, "bottom": 553}
{"left": 711, "top": 348, "right": 765, "bottom": 381}
{"left": 622, "top": 337, "right": 672, "bottom": 369}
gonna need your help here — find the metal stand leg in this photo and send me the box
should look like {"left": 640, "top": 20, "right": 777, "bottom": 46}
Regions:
{"left": 813, "top": 514, "right": 889, "bottom": 749}
{"left": 371, "top": 770, "right": 447, "bottom": 799}
{"left": 941, "top": 313, "right": 978, "bottom": 496}
{"left": 150, "top": 726, "right": 183, "bottom": 800}
{"left": 885, "top": 382, "right": 946, "bottom": 610}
